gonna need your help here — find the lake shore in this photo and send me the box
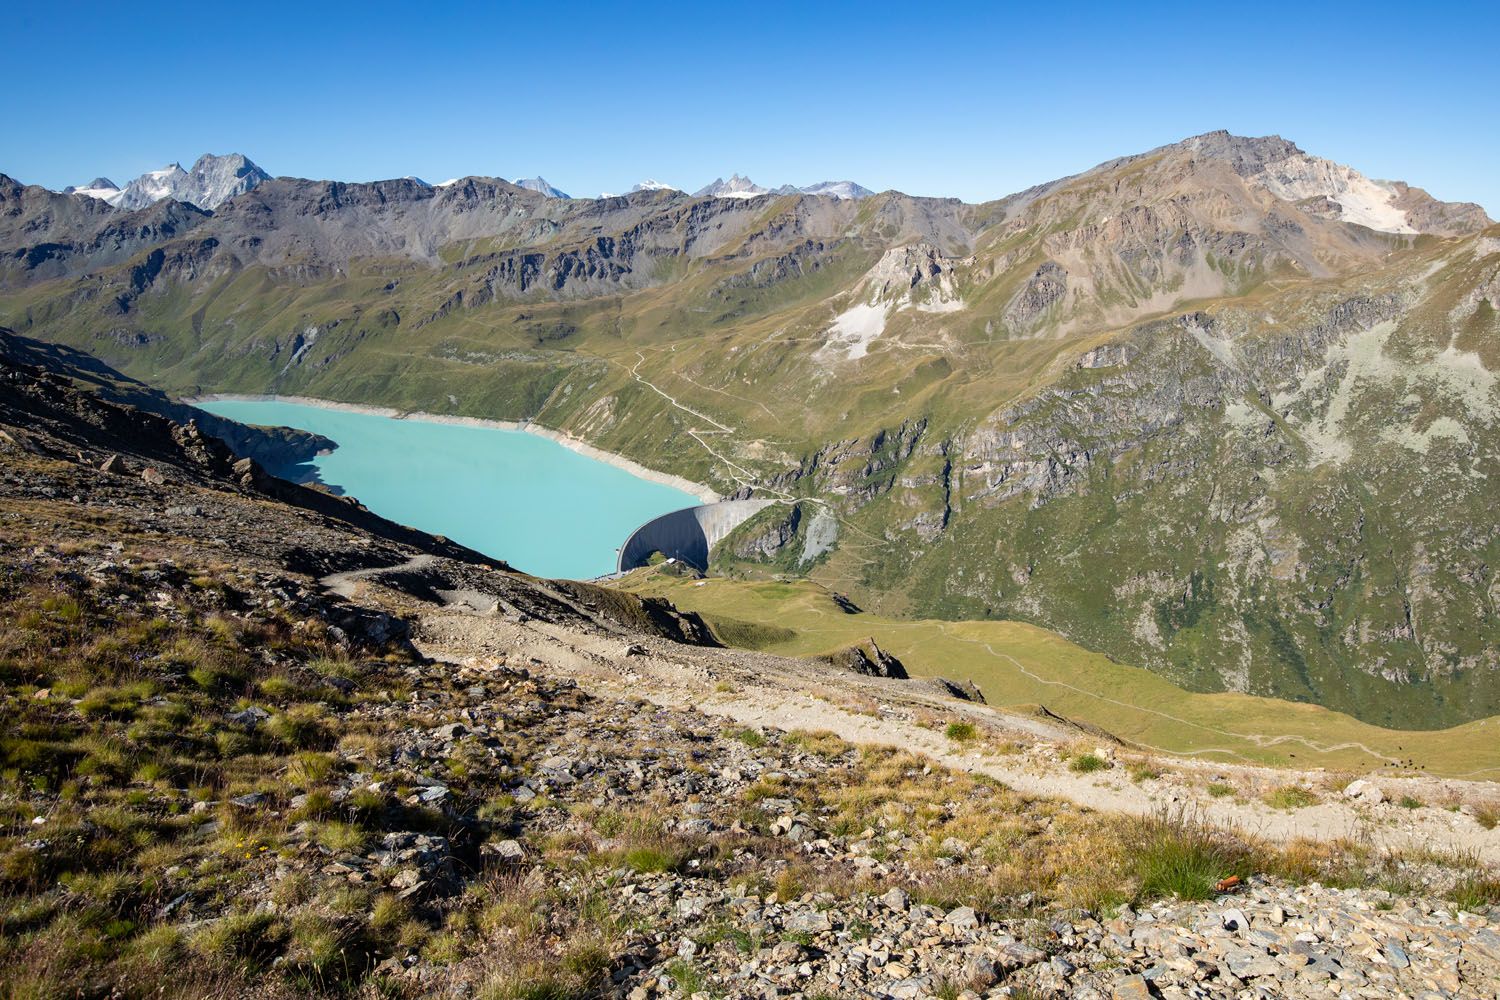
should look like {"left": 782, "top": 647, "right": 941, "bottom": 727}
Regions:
{"left": 187, "top": 393, "right": 722, "bottom": 504}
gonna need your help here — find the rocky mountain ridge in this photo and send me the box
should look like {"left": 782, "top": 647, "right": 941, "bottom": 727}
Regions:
{"left": 2, "top": 130, "right": 1496, "bottom": 727}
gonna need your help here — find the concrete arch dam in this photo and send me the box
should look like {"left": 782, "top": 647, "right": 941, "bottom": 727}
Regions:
{"left": 617, "top": 499, "right": 777, "bottom": 573}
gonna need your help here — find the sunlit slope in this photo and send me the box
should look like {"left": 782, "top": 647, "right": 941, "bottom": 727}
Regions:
{"left": 3, "top": 133, "right": 1496, "bottom": 729}
{"left": 619, "top": 571, "right": 1500, "bottom": 778}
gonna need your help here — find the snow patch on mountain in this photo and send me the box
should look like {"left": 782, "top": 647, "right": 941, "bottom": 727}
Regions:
{"left": 1249, "top": 154, "right": 1416, "bottom": 234}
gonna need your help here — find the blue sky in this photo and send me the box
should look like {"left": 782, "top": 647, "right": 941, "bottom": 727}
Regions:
{"left": 5, "top": 0, "right": 1497, "bottom": 211}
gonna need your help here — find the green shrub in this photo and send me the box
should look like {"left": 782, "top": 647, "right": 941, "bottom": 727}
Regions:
{"left": 1263, "top": 786, "right": 1319, "bottom": 810}
{"left": 733, "top": 728, "right": 766, "bottom": 748}
{"left": 943, "top": 722, "right": 976, "bottom": 742}
{"left": 1069, "top": 753, "right": 1108, "bottom": 774}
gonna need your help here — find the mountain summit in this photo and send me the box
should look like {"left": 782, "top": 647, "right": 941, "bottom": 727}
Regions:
{"left": 104, "top": 153, "right": 270, "bottom": 211}
{"left": 797, "top": 180, "right": 874, "bottom": 200}
{"left": 510, "top": 176, "right": 571, "bottom": 199}
{"left": 693, "top": 174, "right": 772, "bottom": 199}
{"left": 1176, "top": 130, "right": 1488, "bottom": 236}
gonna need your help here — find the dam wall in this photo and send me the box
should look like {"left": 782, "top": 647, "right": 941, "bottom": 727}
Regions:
{"left": 617, "top": 498, "right": 777, "bottom": 572}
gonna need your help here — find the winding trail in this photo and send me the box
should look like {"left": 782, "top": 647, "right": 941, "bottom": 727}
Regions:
{"left": 320, "top": 554, "right": 437, "bottom": 599}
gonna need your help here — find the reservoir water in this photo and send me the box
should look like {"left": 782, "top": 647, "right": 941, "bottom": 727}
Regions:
{"left": 197, "top": 399, "right": 701, "bottom": 579}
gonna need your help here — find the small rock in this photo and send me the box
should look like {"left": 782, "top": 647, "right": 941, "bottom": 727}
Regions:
{"left": 141, "top": 467, "right": 165, "bottom": 485}
{"left": 945, "top": 905, "right": 979, "bottom": 929}
{"left": 882, "top": 887, "right": 910, "bottom": 911}
{"left": 487, "top": 839, "right": 525, "bottom": 862}
{"left": 1343, "top": 779, "right": 1385, "bottom": 804}
{"left": 962, "top": 954, "right": 999, "bottom": 988}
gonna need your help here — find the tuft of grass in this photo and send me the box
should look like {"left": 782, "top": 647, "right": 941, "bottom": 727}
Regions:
{"left": 1264, "top": 786, "right": 1320, "bottom": 810}
{"left": 732, "top": 727, "right": 766, "bottom": 749}
{"left": 621, "top": 845, "right": 685, "bottom": 874}
{"left": 1398, "top": 795, "right": 1422, "bottom": 810}
{"left": 1069, "top": 753, "right": 1108, "bottom": 774}
{"left": 663, "top": 960, "right": 706, "bottom": 995}
{"left": 1130, "top": 808, "right": 1248, "bottom": 902}
{"left": 1206, "top": 781, "right": 1235, "bottom": 798}
{"left": 1473, "top": 803, "right": 1500, "bottom": 830}
{"left": 1450, "top": 870, "right": 1500, "bottom": 913}
{"left": 944, "top": 721, "right": 977, "bottom": 742}
{"left": 191, "top": 911, "right": 285, "bottom": 971}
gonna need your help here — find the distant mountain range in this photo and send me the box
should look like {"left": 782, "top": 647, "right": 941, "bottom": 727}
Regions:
{"left": 63, "top": 153, "right": 269, "bottom": 211}
{"left": 54, "top": 158, "right": 876, "bottom": 209}
{"left": 693, "top": 174, "right": 874, "bottom": 200}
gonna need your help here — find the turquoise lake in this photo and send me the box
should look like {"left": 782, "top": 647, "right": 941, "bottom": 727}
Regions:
{"left": 197, "top": 399, "right": 700, "bottom": 579}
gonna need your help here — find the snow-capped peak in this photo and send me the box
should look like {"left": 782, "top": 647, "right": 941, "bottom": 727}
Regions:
{"left": 630, "top": 179, "right": 679, "bottom": 193}
{"left": 65, "top": 177, "right": 121, "bottom": 201}
{"left": 694, "top": 174, "right": 771, "bottom": 199}
{"left": 511, "top": 176, "right": 571, "bottom": 199}
{"left": 106, "top": 154, "right": 270, "bottom": 211}
{"left": 799, "top": 180, "right": 874, "bottom": 200}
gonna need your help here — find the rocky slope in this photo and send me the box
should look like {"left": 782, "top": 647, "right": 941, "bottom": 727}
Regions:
{"left": 4, "top": 333, "right": 1499, "bottom": 1000}
{"left": 0, "top": 131, "right": 1495, "bottom": 727}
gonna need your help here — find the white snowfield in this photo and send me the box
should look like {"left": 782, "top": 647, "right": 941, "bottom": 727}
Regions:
{"left": 1250, "top": 153, "right": 1416, "bottom": 234}
{"left": 69, "top": 183, "right": 120, "bottom": 202}
{"left": 629, "top": 179, "right": 679, "bottom": 192}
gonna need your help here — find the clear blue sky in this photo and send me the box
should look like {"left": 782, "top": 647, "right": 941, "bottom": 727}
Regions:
{"left": 5, "top": 0, "right": 1496, "bottom": 211}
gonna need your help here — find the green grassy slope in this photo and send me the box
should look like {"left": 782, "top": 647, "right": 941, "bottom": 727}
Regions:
{"left": 618, "top": 571, "right": 1500, "bottom": 778}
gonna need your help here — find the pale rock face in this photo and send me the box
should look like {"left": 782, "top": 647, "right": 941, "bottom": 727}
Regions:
{"left": 110, "top": 154, "right": 270, "bottom": 211}
{"left": 799, "top": 180, "right": 874, "bottom": 200}
{"left": 693, "top": 174, "right": 771, "bottom": 199}
{"left": 818, "top": 243, "right": 970, "bottom": 361}
{"left": 1248, "top": 153, "right": 1416, "bottom": 234}
{"left": 510, "top": 177, "right": 570, "bottom": 199}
